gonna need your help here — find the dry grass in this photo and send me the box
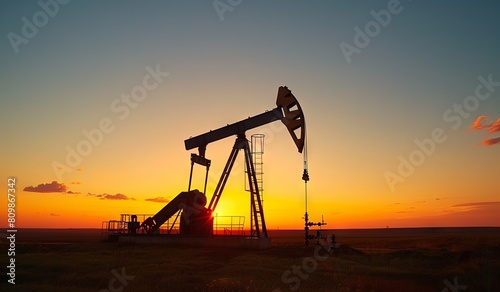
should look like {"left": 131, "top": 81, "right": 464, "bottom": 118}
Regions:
{"left": 1, "top": 228, "right": 499, "bottom": 291}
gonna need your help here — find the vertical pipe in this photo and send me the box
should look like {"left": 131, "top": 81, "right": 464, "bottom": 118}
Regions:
{"left": 188, "top": 160, "right": 194, "bottom": 191}
{"left": 305, "top": 180, "right": 308, "bottom": 246}
{"left": 203, "top": 165, "right": 209, "bottom": 195}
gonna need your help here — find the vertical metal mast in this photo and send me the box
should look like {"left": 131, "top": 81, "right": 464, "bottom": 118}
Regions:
{"left": 302, "top": 136, "right": 310, "bottom": 246}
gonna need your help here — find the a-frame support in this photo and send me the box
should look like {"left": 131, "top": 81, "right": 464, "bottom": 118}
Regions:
{"left": 207, "top": 133, "right": 268, "bottom": 238}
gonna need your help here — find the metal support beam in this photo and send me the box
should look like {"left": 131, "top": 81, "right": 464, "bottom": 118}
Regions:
{"left": 185, "top": 108, "right": 283, "bottom": 155}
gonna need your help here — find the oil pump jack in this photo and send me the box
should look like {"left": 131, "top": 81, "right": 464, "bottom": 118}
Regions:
{"left": 108, "top": 86, "right": 317, "bottom": 247}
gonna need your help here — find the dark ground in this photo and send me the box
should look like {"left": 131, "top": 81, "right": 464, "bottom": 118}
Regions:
{"left": 1, "top": 227, "right": 499, "bottom": 291}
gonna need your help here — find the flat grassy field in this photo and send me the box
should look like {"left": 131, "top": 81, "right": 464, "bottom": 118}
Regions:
{"left": 1, "top": 227, "right": 499, "bottom": 291}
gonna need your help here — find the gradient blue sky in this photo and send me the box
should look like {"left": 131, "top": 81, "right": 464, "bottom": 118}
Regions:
{"left": 1, "top": 1, "right": 499, "bottom": 228}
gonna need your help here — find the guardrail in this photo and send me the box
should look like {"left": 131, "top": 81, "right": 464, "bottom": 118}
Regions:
{"left": 213, "top": 216, "right": 245, "bottom": 236}
{"left": 101, "top": 214, "right": 246, "bottom": 240}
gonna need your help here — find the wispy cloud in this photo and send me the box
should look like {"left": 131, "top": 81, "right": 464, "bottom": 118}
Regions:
{"left": 481, "top": 137, "right": 500, "bottom": 146}
{"left": 451, "top": 201, "right": 500, "bottom": 208}
{"left": 24, "top": 181, "right": 68, "bottom": 193}
{"left": 88, "top": 193, "right": 135, "bottom": 200}
{"left": 488, "top": 119, "right": 500, "bottom": 133}
{"left": 470, "top": 115, "right": 500, "bottom": 146}
{"left": 50, "top": 213, "right": 60, "bottom": 216}
{"left": 71, "top": 181, "right": 81, "bottom": 185}
{"left": 380, "top": 201, "right": 500, "bottom": 227}
{"left": 145, "top": 197, "right": 170, "bottom": 203}
{"left": 443, "top": 201, "right": 500, "bottom": 214}
{"left": 66, "top": 191, "right": 81, "bottom": 194}
{"left": 470, "top": 115, "right": 490, "bottom": 130}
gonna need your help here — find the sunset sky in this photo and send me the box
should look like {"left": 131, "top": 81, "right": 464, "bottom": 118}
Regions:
{"left": 1, "top": 1, "right": 499, "bottom": 229}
